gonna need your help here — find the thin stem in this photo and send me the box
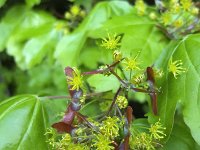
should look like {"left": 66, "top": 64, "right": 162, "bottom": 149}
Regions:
{"left": 130, "top": 86, "right": 152, "bottom": 93}
{"left": 40, "top": 92, "right": 103, "bottom": 100}
{"left": 109, "top": 69, "right": 128, "bottom": 87}
{"left": 82, "top": 58, "right": 124, "bottom": 75}
{"left": 40, "top": 95, "right": 71, "bottom": 99}
{"left": 129, "top": 70, "right": 132, "bottom": 81}
{"left": 109, "top": 67, "right": 156, "bottom": 94}
{"left": 76, "top": 112, "right": 96, "bottom": 130}
{"left": 116, "top": 105, "right": 123, "bottom": 118}
{"left": 105, "top": 87, "right": 122, "bottom": 116}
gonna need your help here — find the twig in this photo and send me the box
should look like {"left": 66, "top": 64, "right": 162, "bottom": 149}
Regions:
{"left": 40, "top": 92, "right": 104, "bottom": 100}
{"left": 82, "top": 58, "right": 124, "bottom": 75}
{"left": 105, "top": 87, "right": 122, "bottom": 116}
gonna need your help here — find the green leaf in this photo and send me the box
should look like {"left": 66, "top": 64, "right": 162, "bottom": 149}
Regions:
{"left": 131, "top": 118, "right": 149, "bottom": 132}
{"left": 54, "top": 31, "right": 86, "bottom": 67}
{"left": 80, "top": 45, "right": 102, "bottom": 69}
{"left": 147, "top": 41, "right": 181, "bottom": 141}
{"left": 9, "top": 9, "right": 54, "bottom": 41}
{"left": 40, "top": 98, "right": 67, "bottom": 126}
{"left": 80, "top": 99, "right": 102, "bottom": 118}
{"left": 0, "top": 95, "right": 48, "bottom": 149}
{"left": 54, "top": 1, "right": 133, "bottom": 67}
{"left": 148, "top": 34, "right": 200, "bottom": 145}
{"left": 87, "top": 74, "right": 120, "bottom": 93}
{"left": 3, "top": 5, "right": 56, "bottom": 69}
{"left": 22, "top": 30, "right": 59, "bottom": 68}
{"left": 14, "top": 62, "right": 67, "bottom": 96}
{"left": 0, "top": 6, "right": 28, "bottom": 51}
{"left": 0, "top": 23, "right": 11, "bottom": 51}
{"left": 163, "top": 115, "right": 200, "bottom": 150}
{"left": 89, "top": 14, "right": 169, "bottom": 68}
{"left": 25, "top": 0, "right": 41, "bottom": 7}
{"left": 0, "top": 0, "right": 6, "bottom": 7}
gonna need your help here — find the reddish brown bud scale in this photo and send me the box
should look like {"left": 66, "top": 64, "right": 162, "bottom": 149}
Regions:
{"left": 63, "top": 104, "right": 75, "bottom": 124}
{"left": 146, "top": 67, "right": 158, "bottom": 115}
{"left": 126, "top": 106, "right": 133, "bottom": 125}
{"left": 52, "top": 122, "right": 73, "bottom": 133}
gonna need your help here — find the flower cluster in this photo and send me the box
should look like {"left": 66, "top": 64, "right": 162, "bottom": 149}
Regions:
{"left": 131, "top": 73, "right": 145, "bottom": 85}
{"left": 135, "top": 0, "right": 146, "bottom": 16}
{"left": 46, "top": 116, "right": 121, "bottom": 150}
{"left": 65, "top": 5, "right": 86, "bottom": 21}
{"left": 99, "top": 116, "right": 120, "bottom": 139}
{"left": 113, "top": 50, "right": 122, "bottom": 62}
{"left": 149, "top": 119, "right": 166, "bottom": 140}
{"left": 92, "top": 134, "right": 114, "bottom": 150}
{"left": 45, "top": 31, "right": 174, "bottom": 150}
{"left": 67, "top": 67, "right": 83, "bottom": 90}
{"left": 54, "top": 22, "right": 69, "bottom": 35}
{"left": 159, "top": 0, "right": 200, "bottom": 39}
{"left": 130, "top": 119, "right": 166, "bottom": 150}
{"left": 116, "top": 95, "right": 128, "bottom": 109}
{"left": 168, "top": 57, "right": 186, "bottom": 79}
{"left": 54, "top": 5, "right": 86, "bottom": 35}
{"left": 130, "top": 132, "right": 155, "bottom": 150}
{"left": 123, "top": 56, "right": 140, "bottom": 71}
{"left": 101, "top": 33, "right": 121, "bottom": 50}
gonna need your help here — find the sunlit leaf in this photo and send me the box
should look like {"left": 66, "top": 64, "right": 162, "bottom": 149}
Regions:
{"left": 0, "top": 0, "right": 6, "bottom": 7}
{"left": 0, "top": 95, "right": 48, "bottom": 149}
{"left": 25, "top": 0, "right": 41, "bottom": 7}
{"left": 87, "top": 74, "right": 120, "bottom": 92}
{"left": 89, "top": 14, "right": 169, "bottom": 68}
{"left": 54, "top": 1, "right": 133, "bottom": 67}
{"left": 163, "top": 115, "right": 200, "bottom": 150}
{"left": 148, "top": 34, "right": 200, "bottom": 144}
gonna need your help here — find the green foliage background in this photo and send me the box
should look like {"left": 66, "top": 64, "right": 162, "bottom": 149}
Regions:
{"left": 0, "top": 0, "right": 200, "bottom": 149}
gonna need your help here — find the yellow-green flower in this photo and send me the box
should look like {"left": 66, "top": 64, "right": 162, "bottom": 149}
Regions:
{"left": 149, "top": 119, "right": 166, "bottom": 140}
{"left": 58, "top": 133, "right": 89, "bottom": 150}
{"left": 87, "top": 118, "right": 100, "bottom": 127}
{"left": 58, "top": 133, "right": 71, "bottom": 148}
{"left": 123, "top": 54, "right": 140, "bottom": 71}
{"left": 149, "top": 12, "right": 157, "bottom": 20}
{"left": 92, "top": 134, "right": 114, "bottom": 150}
{"left": 70, "top": 5, "right": 81, "bottom": 16}
{"left": 65, "top": 12, "right": 72, "bottom": 19}
{"left": 190, "top": 7, "right": 199, "bottom": 15}
{"left": 99, "top": 65, "right": 112, "bottom": 76}
{"left": 135, "top": 0, "right": 146, "bottom": 16}
{"left": 173, "top": 19, "right": 183, "bottom": 28}
{"left": 170, "top": 2, "right": 181, "bottom": 13}
{"left": 68, "top": 68, "right": 83, "bottom": 90}
{"left": 100, "top": 117, "right": 120, "bottom": 139}
{"left": 116, "top": 95, "right": 128, "bottom": 109}
{"left": 101, "top": 34, "right": 121, "bottom": 50}
{"left": 113, "top": 50, "right": 122, "bottom": 61}
{"left": 131, "top": 73, "right": 145, "bottom": 85}
{"left": 130, "top": 132, "right": 155, "bottom": 150}
{"left": 65, "top": 5, "right": 86, "bottom": 20}
{"left": 80, "top": 94, "right": 86, "bottom": 104}
{"left": 161, "top": 12, "right": 172, "bottom": 26}
{"left": 68, "top": 143, "right": 90, "bottom": 150}
{"left": 180, "top": 0, "right": 192, "bottom": 11}
{"left": 168, "top": 57, "right": 186, "bottom": 79}
{"left": 55, "top": 22, "right": 65, "bottom": 31}
{"left": 45, "top": 128, "right": 58, "bottom": 148}
{"left": 100, "top": 101, "right": 112, "bottom": 112}
{"left": 154, "top": 69, "right": 164, "bottom": 78}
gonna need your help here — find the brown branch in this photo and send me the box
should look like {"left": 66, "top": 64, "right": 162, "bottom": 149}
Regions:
{"left": 40, "top": 92, "right": 104, "bottom": 100}
{"left": 105, "top": 87, "right": 122, "bottom": 116}
{"left": 82, "top": 58, "right": 124, "bottom": 75}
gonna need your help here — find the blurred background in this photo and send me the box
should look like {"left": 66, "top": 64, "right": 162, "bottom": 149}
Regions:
{"left": 0, "top": 0, "right": 155, "bottom": 99}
